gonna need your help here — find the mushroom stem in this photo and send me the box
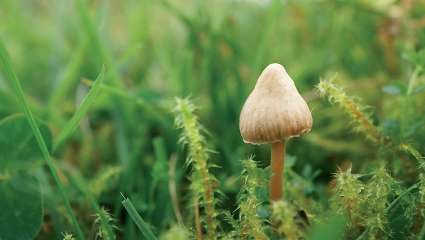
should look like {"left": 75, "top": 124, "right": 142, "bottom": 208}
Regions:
{"left": 270, "top": 141, "right": 285, "bottom": 202}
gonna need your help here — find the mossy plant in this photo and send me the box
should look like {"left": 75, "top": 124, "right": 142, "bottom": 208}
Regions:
{"left": 317, "top": 78, "right": 423, "bottom": 164}
{"left": 174, "top": 98, "right": 219, "bottom": 239}
{"left": 237, "top": 157, "right": 268, "bottom": 240}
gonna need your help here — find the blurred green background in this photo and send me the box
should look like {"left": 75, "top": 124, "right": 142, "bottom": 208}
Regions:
{"left": 1, "top": 0, "right": 425, "bottom": 239}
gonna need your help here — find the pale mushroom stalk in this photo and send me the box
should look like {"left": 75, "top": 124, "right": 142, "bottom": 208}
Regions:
{"left": 239, "top": 63, "right": 312, "bottom": 203}
{"left": 270, "top": 141, "right": 285, "bottom": 201}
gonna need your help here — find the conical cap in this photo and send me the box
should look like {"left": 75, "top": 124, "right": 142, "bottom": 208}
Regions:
{"left": 239, "top": 63, "right": 312, "bottom": 144}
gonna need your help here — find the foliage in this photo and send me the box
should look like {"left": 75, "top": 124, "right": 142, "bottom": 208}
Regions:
{"left": 1, "top": 0, "right": 425, "bottom": 239}
{"left": 0, "top": 173, "right": 42, "bottom": 240}
{"left": 237, "top": 157, "right": 268, "bottom": 240}
{"left": 272, "top": 200, "right": 305, "bottom": 240}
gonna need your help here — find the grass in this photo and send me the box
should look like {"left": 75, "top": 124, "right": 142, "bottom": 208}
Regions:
{"left": 0, "top": 38, "right": 85, "bottom": 240}
{"left": 1, "top": 0, "right": 425, "bottom": 239}
{"left": 122, "top": 195, "right": 157, "bottom": 240}
{"left": 53, "top": 66, "right": 105, "bottom": 151}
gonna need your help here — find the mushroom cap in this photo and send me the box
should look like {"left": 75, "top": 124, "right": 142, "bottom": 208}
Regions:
{"left": 239, "top": 63, "right": 312, "bottom": 144}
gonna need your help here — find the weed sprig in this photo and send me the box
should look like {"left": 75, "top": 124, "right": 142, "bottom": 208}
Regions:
{"left": 174, "top": 98, "right": 219, "bottom": 239}
{"left": 238, "top": 157, "right": 267, "bottom": 240}
{"left": 317, "top": 79, "right": 423, "bottom": 162}
{"left": 272, "top": 200, "right": 304, "bottom": 240}
{"left": 331, "top": 166, "right": 399, "bottom": 239}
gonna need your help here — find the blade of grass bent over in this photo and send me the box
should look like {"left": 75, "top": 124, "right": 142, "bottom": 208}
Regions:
{"left": 0, "top": 39, "right": 85, "bottom": 239}
{"left": 53, "top": 66, "right": 105, "bottom": 151}
{"left": 122, "top": 195, "right": 157, "bottom": 240}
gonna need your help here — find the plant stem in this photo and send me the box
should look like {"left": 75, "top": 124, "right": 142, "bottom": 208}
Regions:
{"left": 270, "top": 141, "right": 285, "bottom": 202}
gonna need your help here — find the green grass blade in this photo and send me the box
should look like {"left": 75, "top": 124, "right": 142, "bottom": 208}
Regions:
{"left": 121, "top": 196, "right": 157, "bottom": 240}
{"left": 0, "top": 38, "right": 85, "bottom": 240}
{"left": 53, "top": 66, "right": 105, "bottom": 151}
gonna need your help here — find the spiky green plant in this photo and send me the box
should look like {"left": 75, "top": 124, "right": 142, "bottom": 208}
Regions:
{"left": 94, "top": 208, "right": 118, "bottom": 240}
{"left": 62, "top": 233, "right": 76, "bottom": 240}
{"left": 331, "top": 167, "right": 365, "bottom": 223}
{"left": 317, "top": 79, "right": 384, "bottom": 145}
{"left": 174, "top": 98, "right": 219, "bottom": 239}
{"left": 363, "top": 167, "right": 397, "bottom": 236}
{"left": 317, "top": 78, "right": 423, "bottom": 163}
{"left": 331, "top": 166, "right": 400, "bottom": 239}
{"left": 237, "top": 157, "right": 267, "bottom": 240}
{"left": 272, "top": 200, "right": 304, "bottom": 240}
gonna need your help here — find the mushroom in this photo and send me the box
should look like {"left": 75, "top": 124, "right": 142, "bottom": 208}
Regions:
{"left": 239, "top": 63, "right": 312, "bottom": 202}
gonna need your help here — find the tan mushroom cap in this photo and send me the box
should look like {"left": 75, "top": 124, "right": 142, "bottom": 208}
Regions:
{"left": 239, "top": 63, "right": 312, "bottom": 144}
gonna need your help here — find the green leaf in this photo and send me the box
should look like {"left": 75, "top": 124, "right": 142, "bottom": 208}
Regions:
{"left": 0, "top": 114, "right": 52, "bottom": 172}
{"left": 307, "top": 213, "right": 347, "bottom": 240}
{"left": 53, "top": 66, "right": 105, "bottom": 150}
{"left": 0, "top": 172, "right": 43, "bottom": 240}
{"left": 122, "top": 195, "right": 157, "bottom": 240}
